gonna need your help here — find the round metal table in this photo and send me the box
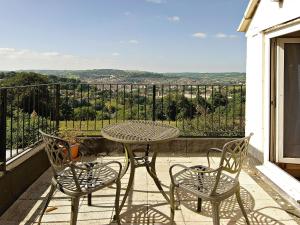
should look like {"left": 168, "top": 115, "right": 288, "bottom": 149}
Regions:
{"left": 101, "top": 120, "right": 180, "bottom": 210}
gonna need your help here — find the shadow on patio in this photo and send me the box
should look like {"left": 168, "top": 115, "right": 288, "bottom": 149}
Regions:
{"left": 0, "top": 153, "right": 299, "bottom": 225}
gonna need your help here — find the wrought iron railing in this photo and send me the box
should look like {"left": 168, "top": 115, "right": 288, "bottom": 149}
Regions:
{"left": 0, "top": 83, "right": 245, "bottom": 170}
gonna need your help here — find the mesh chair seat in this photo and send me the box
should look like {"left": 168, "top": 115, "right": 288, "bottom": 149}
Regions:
{"left": 173, "top": 165, "right": 238, "bottom": 198}
{"left": 56, "top": 163, "right": 118, "bottom": 194}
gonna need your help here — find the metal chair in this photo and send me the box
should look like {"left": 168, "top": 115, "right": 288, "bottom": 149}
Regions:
{"left": 169, "top": 134, "right": 253, "bottom": 225}
{"left": 38, "top": 130, "right": 122, "bottom": 225}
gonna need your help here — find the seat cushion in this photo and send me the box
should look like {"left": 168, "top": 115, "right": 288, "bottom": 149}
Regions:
{"left": 56, "top": 163, "right": 118, "bottom": 194}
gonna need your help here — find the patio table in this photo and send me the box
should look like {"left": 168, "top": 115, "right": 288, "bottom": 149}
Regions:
{"left": 101, "top": 120, "right": 180, "bottom": 210}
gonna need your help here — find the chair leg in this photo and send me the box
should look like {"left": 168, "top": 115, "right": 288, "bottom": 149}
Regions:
{"left": 70, "top": 197, "right": 80, "bottom": 225}
{"left": 197, "top": 197, "right": 202, "bottom": 212}
{"left": 169, "top": 183, "right": 176, "bottom": 222}
{"left": 197, "top": 172, "right": 203, "bottom": 212}
{"left": 38, "top": 183, "right": 55, "bottom": 225}
{"left": 236, "top": 189, "right": 250, "bottom": 225}
{"left": 113, "top": 179, "right": 121, "bottom": 225}
{"left": 87, "top": 193, "right": 92, "bottom": 206}
{"left": 211, "top": 201, "right": 220, "bottom": 225}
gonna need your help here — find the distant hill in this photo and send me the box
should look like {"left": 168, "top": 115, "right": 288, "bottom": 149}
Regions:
{"left": 17, "top": 69, "right": 245, "bottom": 85}
{"left": 25, "top": 69, "right": 164, "bottom": 79}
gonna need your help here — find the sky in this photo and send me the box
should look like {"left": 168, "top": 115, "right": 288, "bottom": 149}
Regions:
{"left": 0, "top": 0, "right": 249, "bottom": 73}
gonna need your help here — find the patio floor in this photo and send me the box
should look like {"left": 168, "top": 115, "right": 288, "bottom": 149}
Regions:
{"left": 1, "top": 153, "right": 300, "bottom": 225}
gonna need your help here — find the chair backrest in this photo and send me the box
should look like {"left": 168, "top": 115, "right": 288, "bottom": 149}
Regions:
{"left": 39, "top": 130, "right": 72, "bottom": 176}
{"left": 218, "top": 133, "right": 253, "bottom": 179}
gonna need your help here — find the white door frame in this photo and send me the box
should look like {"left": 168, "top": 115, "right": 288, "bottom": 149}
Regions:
{"left": 276, "top": 38, "right": 300, "bottom": 163}
{"left": 256, "top": 22, "right": 300, "bottom": 204}
{"left": 264, "top": 22, "right": 300, "bottom": 164}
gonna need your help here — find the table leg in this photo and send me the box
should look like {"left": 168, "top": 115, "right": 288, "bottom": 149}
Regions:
{"left": 120, "top": 145, "right": 135, "bottom": 210}
{"left": 146, "top": 151, "right": 170, "bottom": 202}
{"left": 121, "top": 144, "right": 130, "bottom": 177}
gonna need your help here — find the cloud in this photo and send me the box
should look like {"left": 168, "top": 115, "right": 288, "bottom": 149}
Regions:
{"left": 215, "top": 33, "right": 227, "bottom": 38}
{"left": 0, "top": 47, "right": 120, "bottom": 70}
{"left": 0, "top": 48, "right": 74, "bottom": 60}
{"left": 145, "top": 0, "right": 163, "bottom": 4}
{"left": 124, "top": 11, "right": 132, "bottom": 16}
{"left": 41, "top": 52, "right": 60, "bottom": 56}
{"left": 120, "top": 40, "right": 139, "bottom": 44}
{"left": 129, "top": 40, "right": 139, "bottom": 44}
{"left": 229, "top": 34, "right": 238, "bottom": 38}
{"left": 215, "top": 33, "right": 238, "bottom": 39}
{"left": 192, "top": 32, "right": 207, "bottom": 39}
{"left": 167, "top": 16, "right": 180, "bottom": 22}
{"left": 112, "top": 52, "right": 120, "bottom": 56}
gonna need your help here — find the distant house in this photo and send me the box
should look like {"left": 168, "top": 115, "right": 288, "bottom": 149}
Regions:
{"left": 239, "top": 0, "right": 300, "bottom": 204}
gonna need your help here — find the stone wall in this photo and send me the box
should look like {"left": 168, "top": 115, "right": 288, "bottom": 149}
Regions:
{"left": 78, "top": 137, "right": 236, "bottom": 157}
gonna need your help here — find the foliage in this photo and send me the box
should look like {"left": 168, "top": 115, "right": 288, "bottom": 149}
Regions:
{"left": 2, "top": 72, "right": 246, "bottom": 154}
{"left": 177, "top": 96, "right": 196, "bottom": 120}
{"left": 74, "top": 107, "right": 97, "bottom": 120}
{"left": 58, "top": 128, "right": 83, "bottom": 145}
{"left": 6, "top": 109, "right": 51, "bottom": 150}
{"left": 211, "top": 91, "right": 228, "bottom": 109}
{"left": 0, "top": 71, "right": 48, "bottom": 87}
{"left": 167, "top": 100, "right": 177, "bottom": 121}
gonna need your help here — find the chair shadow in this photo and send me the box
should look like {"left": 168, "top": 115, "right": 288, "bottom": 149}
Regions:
{"left": 178, "top": 187, "right": 255, "bottom": 219}
{"left": 120, "top": 202, "right": 176, "bottom": 225}
{"left": 177, "top": 187, "right": 290, "bottom": 225}
{"left": 227, "top": 207, "right": 289, "bottom": 225}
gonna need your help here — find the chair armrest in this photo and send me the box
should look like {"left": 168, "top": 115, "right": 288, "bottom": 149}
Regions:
{"left": 102, "top": 161, "right": 123, "bottom": 180}
{"left": 208, "top": 148, "right": 223, "bottom": 153}
{"left": 75, "top": 150, "right": 85, "bottom": 163}
{"left": 207, "top": 148, "right": 223, "bottom": 168}
{"left": 169, "top": 164, "right": 191, "bottom": 186}
{"left": 78, "top": 150, "right": 84, "bottom": 157}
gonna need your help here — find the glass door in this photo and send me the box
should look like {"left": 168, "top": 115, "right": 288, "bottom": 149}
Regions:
{"left": 277, "top": 38, "right": 300, "bottom": 163}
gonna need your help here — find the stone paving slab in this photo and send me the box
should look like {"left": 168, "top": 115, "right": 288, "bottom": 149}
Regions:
{"left": 0, "top": 155, "right": 300, "bottom": 225}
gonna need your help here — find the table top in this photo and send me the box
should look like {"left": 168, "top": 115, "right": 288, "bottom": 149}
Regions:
{"left": 101, "top": 120, "right": 180, "bottom": 144}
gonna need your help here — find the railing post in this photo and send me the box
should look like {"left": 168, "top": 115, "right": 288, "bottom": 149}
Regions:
{"left": 0, "top": 89, "right": 7, "bottom": 172}
{"left": 55, "top": 84, "right": 60, "bottom": 132}
{"left": 152, "top": 85, "right": 156, "bottom": 121}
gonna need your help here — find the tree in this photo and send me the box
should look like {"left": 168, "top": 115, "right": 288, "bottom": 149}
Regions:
{"left": 177, "top": 96, "right": 196, "bottom": 119}
{"left": 74, "top": 107, "right": 96, "bottom": 120}
{"left": 196, "top": 96, "right": 212, "bottom": 115}
{"left": 211, "top": 92, "right": 228, "bottom": 109}
{"left": 2, "top": 72, "right": 51, "bottom": 117}
{"left": 60, "top": 98, "right": 73, "bottom": 120}
{"left": 1, "top": 72, "right": 48, "bottom": 87}
{"left": 167, "top": 100, "right": 177, "bottom": 121}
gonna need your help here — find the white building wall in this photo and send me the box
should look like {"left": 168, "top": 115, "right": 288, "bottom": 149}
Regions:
{"left": 247, "top": 0, "right": 300, "bottom": 36}
{"left": 241, "top": 0, "right": 300, "bottom": 203}
{"left": 245, "top": 33, "right": 264, "bottom": 161}
{"left": 244, "top": 0, "right": 300, "bottom": 162}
